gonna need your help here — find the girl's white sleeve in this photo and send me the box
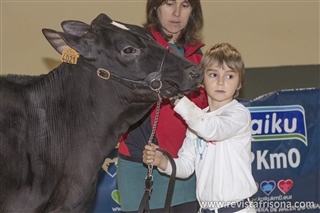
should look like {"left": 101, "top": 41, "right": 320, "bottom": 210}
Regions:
{"left": 174, "top": 97, "right": 250, "bottom": 142}
{"left": 158, "top": 129, "right": 196, "bottom": 179}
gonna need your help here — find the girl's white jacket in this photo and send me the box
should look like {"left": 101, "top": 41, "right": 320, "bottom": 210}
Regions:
{"left": 159, "top": 97, "right": 257, "bottom": 208}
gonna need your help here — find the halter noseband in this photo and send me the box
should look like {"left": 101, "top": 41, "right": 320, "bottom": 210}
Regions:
{"left": 97, "top": 47, "right": 169, "bottom": 91}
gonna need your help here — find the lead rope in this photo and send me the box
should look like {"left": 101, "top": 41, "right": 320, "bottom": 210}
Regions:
{"left": 138, "top": 90, "right": 177, "bottom": 213}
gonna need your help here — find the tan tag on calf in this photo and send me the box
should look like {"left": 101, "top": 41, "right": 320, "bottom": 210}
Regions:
{"left": 61, "top": 47, "right": 79, "bottom": 64}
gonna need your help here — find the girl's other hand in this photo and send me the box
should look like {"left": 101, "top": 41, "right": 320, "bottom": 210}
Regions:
{"left": 143, "top": 144, "right": 168, "bottom": 170}
{"left": 143, "top": 144, "right": 158, "bottom": 165}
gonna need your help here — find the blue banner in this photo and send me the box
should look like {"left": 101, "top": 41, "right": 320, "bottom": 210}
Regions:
{"left": 88, "top": 88, "right": 320, "bottom": 213}
{"left": 241, "top": 88, "right": 320, "bottom": 213}
{"left": 87, "top": 148, "right": 121, "bottom": 213}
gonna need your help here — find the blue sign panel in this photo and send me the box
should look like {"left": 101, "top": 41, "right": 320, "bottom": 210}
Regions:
{"left": 242, "top": 88, "right": 320, "bottom": 213}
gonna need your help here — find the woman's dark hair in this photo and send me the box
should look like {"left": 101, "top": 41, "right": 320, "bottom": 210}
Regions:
{"left": 144, "top": 0, "right": 203, "bottom": 46}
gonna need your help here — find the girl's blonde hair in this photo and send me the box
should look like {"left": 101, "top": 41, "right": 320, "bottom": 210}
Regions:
{"left": 200, "top": 43, "right": 245, "bottom": 97}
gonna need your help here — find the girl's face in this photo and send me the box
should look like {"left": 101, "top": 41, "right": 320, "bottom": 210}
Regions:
{"left": 202, "top": 61, "right": 242, "bottom": 110}
{"left": 156, "top": 0, "right": 192, "bottom": 40}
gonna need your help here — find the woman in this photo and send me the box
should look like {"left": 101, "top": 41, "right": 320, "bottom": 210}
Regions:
{"left": 117, "top": 1, "right": 207, "bottom": 212}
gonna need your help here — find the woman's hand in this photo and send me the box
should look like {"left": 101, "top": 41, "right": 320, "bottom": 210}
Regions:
{"left": 143, "top": 144, "right": 168, "bottom": 170}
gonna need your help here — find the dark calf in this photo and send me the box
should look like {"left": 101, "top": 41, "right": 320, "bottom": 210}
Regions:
{"left": 0, "top": 13, "right": 203, "bottom": 212}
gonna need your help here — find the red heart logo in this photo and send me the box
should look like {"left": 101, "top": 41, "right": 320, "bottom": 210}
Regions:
{"left": 278, "top": 179, "right": 293, "bottom": 194}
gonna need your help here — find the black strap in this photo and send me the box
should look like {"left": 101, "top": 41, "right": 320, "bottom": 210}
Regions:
{"left": 138, "top": 148, "right": 176, "bottom": 213}
{"left": 138, "top": 175, "right": 153, "bottom": 213}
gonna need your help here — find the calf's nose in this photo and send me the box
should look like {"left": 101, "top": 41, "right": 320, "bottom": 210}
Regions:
{"left": 190, "top": 72, "right": 200, "bottom": 79}
{"left": 189, "top": 67, "right": 203, "bottom": 80}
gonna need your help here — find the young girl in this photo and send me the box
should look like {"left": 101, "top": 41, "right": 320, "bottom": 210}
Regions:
{"left": 143, "top": 43, "right": 257, "bottom": 213}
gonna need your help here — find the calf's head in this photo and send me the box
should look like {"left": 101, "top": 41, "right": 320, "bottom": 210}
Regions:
{"left": 42, "top": 13, "right": 203, "bottom": 101}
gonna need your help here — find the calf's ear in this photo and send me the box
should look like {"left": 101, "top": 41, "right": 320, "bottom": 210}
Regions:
{"left": 61, "top": 20, "right": 90, "bottom": 36}
{"left": 42, "top": 28, "right": 97, "bottom": 60}
{"left": 42, "top": 29, "right": 72, "bottom": 54}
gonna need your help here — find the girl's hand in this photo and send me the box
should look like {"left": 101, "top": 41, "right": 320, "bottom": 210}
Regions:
{"left": 169, "top": 95, "right": 183, "bottom": 105}
{"left": 143, "top": 144, "right": 158, "bottom": 165}
{"left": 143, "top": 144, "right": 168, "bottom": 170}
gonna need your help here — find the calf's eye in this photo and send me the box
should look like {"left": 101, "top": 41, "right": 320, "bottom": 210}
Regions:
{"left": 123, "top": 46, "right": 137, "bottom": 54}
